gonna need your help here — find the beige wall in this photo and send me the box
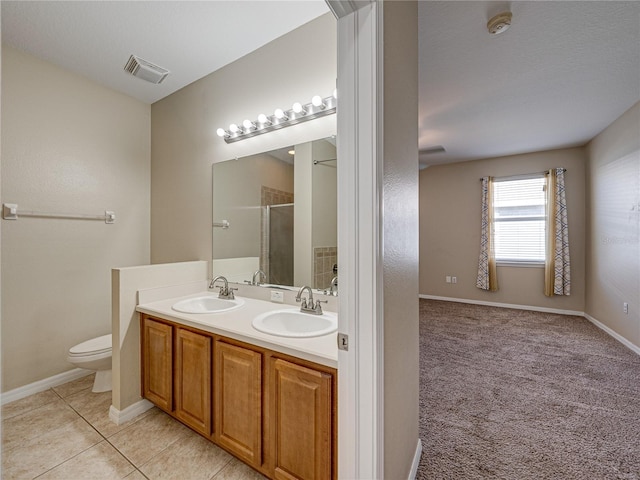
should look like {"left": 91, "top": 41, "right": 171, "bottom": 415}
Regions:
{"left": 151, "top": 13, "right": 337, "bottom": 268}
{"left": 1, "top": 46, "right": 150, "bottom": 391}
{"left": 294, "top": 141, "right": 313, "bottom": 286}
{"left": 382, "top": 2, "right": 420, "bottom": 477}
{"left": 293, "top": 138, "right": 337, "bottom": 286}
{"left": 420, "top": 147, "right": 587, "bottom": 312}
{"left": 212, "top": 153, "right": 293, "bottom": 260}
{"left": 586, "top": 101, "right": 640, "bottom": 347}
{"left": 311, "top": 139, "right": 337, "bottom": 249}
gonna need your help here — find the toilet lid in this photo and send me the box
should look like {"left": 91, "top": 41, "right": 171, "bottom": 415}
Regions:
{"left": 69, "top": 334, "right": 112, "bottom": 356}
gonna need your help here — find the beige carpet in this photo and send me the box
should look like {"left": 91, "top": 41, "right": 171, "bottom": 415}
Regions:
{"left": 417, "top": 299, "right": 640, "bottom": 480}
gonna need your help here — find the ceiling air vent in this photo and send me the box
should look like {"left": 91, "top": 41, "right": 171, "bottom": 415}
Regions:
{"left": 124, "top": 55, "right": 170, "bottom": 84}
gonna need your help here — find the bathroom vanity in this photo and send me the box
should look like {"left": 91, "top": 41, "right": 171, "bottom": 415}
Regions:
{"left": 136, "top": 293, "right": 337, "bottom": 480}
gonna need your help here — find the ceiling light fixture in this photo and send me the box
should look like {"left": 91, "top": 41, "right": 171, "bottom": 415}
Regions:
{"left": 274, "top": 108, "right": 289, "bottom": 121}
{"left": 243, "top": 119, "right": 257, "bottom": 132}
{"left": 292, "top": 102, "right": 307, "bottom": 115}
{"left": 218, "top": 92, "right": 337, "bottom": 144}
{"left": 311, "top": 95, "right": 326, "bottom": 109}
{"left": 291, "top": 102, "right": 307, "bottom": 115}
{"left": 487, "top": 12, "right": 512, "bottom": 35}
{"left": 257, "top": 113, "right": 271, "bottom": 126}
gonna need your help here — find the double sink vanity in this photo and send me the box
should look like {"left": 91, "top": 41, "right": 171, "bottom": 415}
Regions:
{"left": 135, "top": 281, "right": 338, "bottom": 480}
{"left": 132, "top": 134, "right": 340, "bottom": 478}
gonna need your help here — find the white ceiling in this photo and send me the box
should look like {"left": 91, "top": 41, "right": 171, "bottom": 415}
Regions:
{"left": 2, "top": 1, "right": 639, "bottom": 167}
{"left": 1, "top": 1, "right": 330, "bottom": 104}
{"left": 419, "top": 1, "right": 640, "bottom": 166}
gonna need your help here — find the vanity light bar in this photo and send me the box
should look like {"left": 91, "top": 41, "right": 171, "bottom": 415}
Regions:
{"left": 217, "top": 94, "right": 337, "bottom": 144}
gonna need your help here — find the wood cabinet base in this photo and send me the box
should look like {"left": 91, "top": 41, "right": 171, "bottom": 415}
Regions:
{"left": 140, "top": 314, "right": 337, "bottom": 480}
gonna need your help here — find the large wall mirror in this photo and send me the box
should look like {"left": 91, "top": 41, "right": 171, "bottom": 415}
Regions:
{"left": 212, "top": 136, "right": 337, "bottom": 292}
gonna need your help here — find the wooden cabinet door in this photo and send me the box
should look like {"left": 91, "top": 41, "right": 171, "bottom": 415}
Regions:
{"left": 142, "top": 316, "right": 173, "bottom": 412}
{"left": 271, "top": 359, "right": 332, "bottom": 480}
{"left": 215, "top": 340, "right": 262, "bottom": 467}
{"left": 175, "top": 327, "right": 212, "bottom": 436}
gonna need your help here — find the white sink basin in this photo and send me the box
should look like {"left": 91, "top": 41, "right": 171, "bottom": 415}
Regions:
{"left": 252, "top": 309, "right": 337, "bottom": 338}
{"left": 172, "top": 295, "right": 244, "bottom": 314}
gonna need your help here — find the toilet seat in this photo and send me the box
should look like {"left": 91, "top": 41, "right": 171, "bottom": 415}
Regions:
{"left": 68, "top": 334, "right": 111, "bottom": 357}
{"left": 67, "top": 334, "right": 113, "bottom": 393}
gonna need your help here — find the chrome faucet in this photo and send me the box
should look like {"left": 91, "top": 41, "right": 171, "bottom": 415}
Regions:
{"left": 209, "top": 275, "right": 237, "bottom": 300}
{"left": 252, "top": 269, "right": 266, "bottom": 286}
{"left": 296, "top": 285, "right": 327, "bottom": 315}
{"left": 329, "top": 276, "right": 338, "bottom": 296}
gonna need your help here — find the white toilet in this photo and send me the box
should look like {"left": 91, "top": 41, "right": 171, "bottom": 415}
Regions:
{"left": 67, "top": 334, "right": 112, "bottom": 393}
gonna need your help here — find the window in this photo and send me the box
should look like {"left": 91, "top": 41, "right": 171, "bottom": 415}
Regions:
{"left": 493, "top": 176, "right": 546, "bottom": 264}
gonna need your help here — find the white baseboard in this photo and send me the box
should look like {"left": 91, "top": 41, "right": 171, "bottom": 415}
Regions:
{"left": 1, "top": 368, "right": 92, "bottom": 405}
{"left": 109, "top": 398, "right": 154, "bottom": 425}
{"left": 408, "top": 438, "right": 423, "bottom": 479}
{"left": 584, "top": 313, "right": 640, "bottom": 355}
{"left": 419, "top": 294, "right": 585, "bottom": 317}
{"left": 419, "top": 294, "right": 640, "bottom": 356}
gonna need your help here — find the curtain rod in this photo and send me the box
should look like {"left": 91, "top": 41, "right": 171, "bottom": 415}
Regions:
{"left": 479, "top": 168, "right": 566, "bottom": 181}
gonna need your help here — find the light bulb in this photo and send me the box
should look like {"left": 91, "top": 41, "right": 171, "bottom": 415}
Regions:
{"left": 243, "top": 119, "right": 256, "bottom": 131}
{"left": 311, "top": 95, "right": 325, "bottom": 109}
{"left": 274, "top": 108, "right": 287, "bottom": 120}
{"left": 229, "top": 123, "right": 240, "bottom": 133}
{"left": 216, "top": 128, "right": 227, "bottom": 137}
{"left": 292, "top": 102, "right": 306, "bottom": 115}
{"left": 257, "top": 113, "right": 271, "bottom": 125}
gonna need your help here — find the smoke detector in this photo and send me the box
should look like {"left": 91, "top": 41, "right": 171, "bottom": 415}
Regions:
{"left": 124, "top": 55, "right": 170, "bottom": 84}
{"left": 487, "top": 12, "right": 512, "bottom": 35}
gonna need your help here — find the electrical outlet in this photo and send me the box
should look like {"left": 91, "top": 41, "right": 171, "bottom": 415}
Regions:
{"left": 446, "top": 276, "right": 451, "bottom": 283}
{"left": 451, "top": 276, "right": 457, "bottom": 284}
{"left": 270, "top": 291, "right": 284, "bottom": 303}
{"left": 623, "top": 302, "right": 629, "bottom": 314}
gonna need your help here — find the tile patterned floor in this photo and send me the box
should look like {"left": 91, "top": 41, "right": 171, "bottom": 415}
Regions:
{"left": 1, "top": 374, "right": 267, "bottom": 479}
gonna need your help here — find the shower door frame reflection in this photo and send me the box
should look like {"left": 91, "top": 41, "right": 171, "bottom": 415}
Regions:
{"left": 264, "top": 203, "right": 294, "bottom": 286}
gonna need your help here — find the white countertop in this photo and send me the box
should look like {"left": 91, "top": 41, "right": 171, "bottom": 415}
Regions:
{"left": 136, "top": 292, "right": 338, "bottom": 368}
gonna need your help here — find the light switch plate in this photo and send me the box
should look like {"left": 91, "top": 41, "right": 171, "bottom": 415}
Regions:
{"left": 270, "top": 291, "right": 284, "bottom": 303}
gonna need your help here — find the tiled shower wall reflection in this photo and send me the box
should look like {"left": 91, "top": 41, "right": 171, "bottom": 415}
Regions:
{"left": 314, "top": 247, "right": 337, "bottom": 290}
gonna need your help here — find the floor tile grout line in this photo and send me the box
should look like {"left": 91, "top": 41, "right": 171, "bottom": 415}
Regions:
{"left": 56, "top": 386, "right": 173, "bottom": 474}
{"left": 28, "top": 403, "right": 104, "bottom": 479}
{"left": 209, "top": 459, "right": 236, "bottom": 480}
{"left": 131, "top": 411, "right": 236, "bottom": 478}
{"left": 134, "top": 426, "right": 196, "bottom": 471}
{"left": 135, "top": 467, "right": 151, "bottom": 479}
{"left": 4, "top": 378, "right": 149, "bottom": 480}
{"left": 206, "top": 455, "right": 235, "bottom": 480}
{"left": 56, "top": 390, "right": 142, "bottom": 477}
{"left": 1, "top": 388, "right": 66, "bottom": 422}
{"left": 4, "top": 380, "right": 259, "bottom": 480}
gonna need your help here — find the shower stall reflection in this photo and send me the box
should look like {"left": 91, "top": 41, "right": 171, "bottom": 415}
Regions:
{"left": 264, "top": 203, "right": 294, "bottom": 286}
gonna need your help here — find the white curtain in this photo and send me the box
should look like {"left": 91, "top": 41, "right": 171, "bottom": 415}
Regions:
{"left": 545, "top": 168, "right": 571, "bottom": 296}
{"left": 476, "top": 177, "right": 498, "bottom": 291}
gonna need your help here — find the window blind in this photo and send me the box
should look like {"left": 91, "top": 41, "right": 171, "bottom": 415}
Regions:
{"left": 493, "top": 176, "right": 546, "bottom": 263}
